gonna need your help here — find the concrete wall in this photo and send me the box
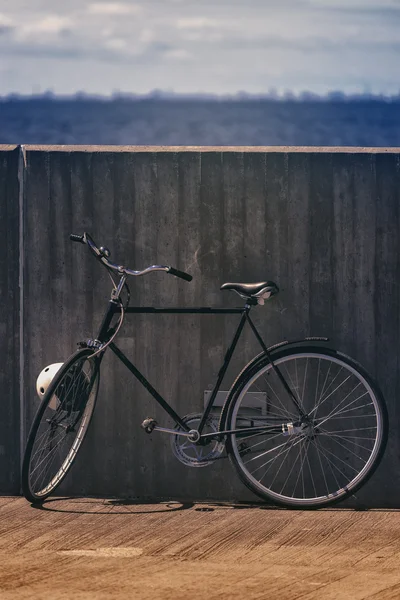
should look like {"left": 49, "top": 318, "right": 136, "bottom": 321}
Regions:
{"left": 0, "top": 146, "right": 20, "bottom": 493}
{"left": 3, "top": 145, "right": 400, "bottom": 505}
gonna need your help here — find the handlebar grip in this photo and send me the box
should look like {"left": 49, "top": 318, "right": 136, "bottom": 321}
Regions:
{"left": 168, "top": 267, "right": 193, "bottom": 282}
{"left": 70, "top": 234, "right": 85, "bottom": 244}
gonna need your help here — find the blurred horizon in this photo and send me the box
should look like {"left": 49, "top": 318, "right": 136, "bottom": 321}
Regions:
{"left": 2, "top": 90, "right": 400, "bottom": 102}
{"left": 2, "top": 95, "right": 399, "bottom": 146}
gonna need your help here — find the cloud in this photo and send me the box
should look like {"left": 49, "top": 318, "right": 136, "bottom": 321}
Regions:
{"left": 139, "top": 29, "right": 155, "bottom": 43}
{"left": 215, "top": 29, "right": 400, "bottom": 55}
{"left": 322, "top": 3, "right": 400, "bottom": 15}
{"left": 174, "top": 17, "right": 224, "bottom": 42}
{"left": 0, "top": 25, "right": 13, "bottom": 35}
{"left": 1, "top": 0, "right": 400, "bottom": 95}
{"left": 176, "top": 17, "right": 217, "bottom": 29}
{"left": 87, "top": 3, "right": 141, "bottom": 15}
{"left": 163, "top": 48, "right": 191, "bottom": 60}
{"left": 0, "top": 43, "right": 88, "bottom": 60}
{"left": 0, "top": 32, "right": 179, "bottom": 66}
{"left": 0, "top": 13, "right": 14, "bottom": 35}
{"left": 0, "top": 13, "right": 12, "bottom": 24}
{"left": 34, "top": 16, "right": 71, "bottom": 33}
{"left": 104, "top": 38, "right": 127, "bottom": 50}
{"left": 318, "top": 4, "right": 400, "bottom": 25}
{"left": 15, "top": 15, "right": 73, "bottom": 39}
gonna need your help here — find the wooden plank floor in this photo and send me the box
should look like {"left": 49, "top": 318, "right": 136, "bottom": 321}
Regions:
{"left": 1, "top": 497, "right": 400, "bottom": 599}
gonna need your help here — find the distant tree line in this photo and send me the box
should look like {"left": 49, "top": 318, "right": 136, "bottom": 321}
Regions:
{"left": 1, "top": 89, "right": 400, "bottom": 103}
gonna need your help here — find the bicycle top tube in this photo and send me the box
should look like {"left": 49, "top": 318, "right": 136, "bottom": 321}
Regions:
{"left": 70, "top": 232, "right": 193, "bottom": 282}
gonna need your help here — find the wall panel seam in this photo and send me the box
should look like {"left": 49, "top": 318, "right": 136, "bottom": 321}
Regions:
{"left": 18, "top": 144, "right": 26, "bottom": 479}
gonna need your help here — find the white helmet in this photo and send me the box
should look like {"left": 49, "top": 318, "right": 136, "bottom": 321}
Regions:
{"left": 36, "top": 363, "right": 63, "bottom": 409}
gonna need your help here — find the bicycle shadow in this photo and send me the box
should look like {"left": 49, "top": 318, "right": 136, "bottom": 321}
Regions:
{"left": 29, "top": 496, "right": 279, "bottom": 515}
{"left": 30, "top": 497, "right": 194, "bottom": 515}
{"left": 29, "top": 496, "right": 379, "bottom": 515}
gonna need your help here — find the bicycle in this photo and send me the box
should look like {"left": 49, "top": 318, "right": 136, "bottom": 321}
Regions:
{"left": 22, "top": 233, "right": 388, "bottom": 508}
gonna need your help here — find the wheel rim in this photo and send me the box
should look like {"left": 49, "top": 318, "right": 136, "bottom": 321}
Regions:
{"left": 27, "top": 356, "right": 98, "bottom": 499}
{"left": 230, "top": 353, "right": 384, "bottom": 506}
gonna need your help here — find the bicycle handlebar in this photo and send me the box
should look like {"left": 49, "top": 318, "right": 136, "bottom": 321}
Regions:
{"left": 70, "top": 232, "right": 193, "bottom": 282}
{"left": 70, "top": 234, "right": 85, "bottom": 244}
{"left": 166, "top": 267, "right": 193, "bottom": 282}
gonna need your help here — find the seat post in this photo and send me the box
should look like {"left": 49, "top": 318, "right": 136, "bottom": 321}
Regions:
{"left": 243, "top": 299, "right": 256, "bottom": 315}
{"left": 245, "top": 297, "right": 258, "bottom": 309}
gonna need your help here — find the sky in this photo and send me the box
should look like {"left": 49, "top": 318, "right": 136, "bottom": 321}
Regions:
{"left": 0, "top": 0, "right": 399, "bottom": 96}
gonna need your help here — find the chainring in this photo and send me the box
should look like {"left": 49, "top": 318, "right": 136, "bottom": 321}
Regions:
{"left": 171, "top": 413, "right": 225, "bottom": 468}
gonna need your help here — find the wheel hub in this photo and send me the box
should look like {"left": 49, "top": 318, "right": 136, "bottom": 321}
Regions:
{"left": 282, "top": 418, "right": 318, "bottom": 439}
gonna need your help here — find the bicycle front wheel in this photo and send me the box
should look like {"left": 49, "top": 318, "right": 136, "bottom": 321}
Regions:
{"left": 226, "top": 347, "right": 388, "bottom": 508}
{"left": 22, "top": 348, "right": 100, "bottom": 503}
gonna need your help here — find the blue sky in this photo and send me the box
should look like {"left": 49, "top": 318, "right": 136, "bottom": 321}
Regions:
{"left": 0, "top": 0, "right": 399, "bottom": 96}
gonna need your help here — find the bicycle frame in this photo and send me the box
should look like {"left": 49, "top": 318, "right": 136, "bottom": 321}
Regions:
{"left": 93, "top": 298, "right": 305, "bottom": 438}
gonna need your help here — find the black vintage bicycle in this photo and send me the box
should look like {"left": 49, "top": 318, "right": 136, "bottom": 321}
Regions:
{"left": 22, "top": 233, "right": 388, "bottom": 508}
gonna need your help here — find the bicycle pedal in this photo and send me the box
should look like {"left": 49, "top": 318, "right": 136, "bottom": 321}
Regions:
{"left": 141, "top": 417, "right": 158, "bottom": 434}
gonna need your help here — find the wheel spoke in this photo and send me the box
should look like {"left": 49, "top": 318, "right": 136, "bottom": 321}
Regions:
{"left": 311, "top": 437, "right": 361, "bottom": 474}
{"left": 311, "top": 437, "right": 358, "bottom": 483}
{"left": 283, "top": 361, "right": 302, "bottom": 408}
{"left": 318, "top": 430, "right": 373, "bottom": 460}
{"left": 256, "top": 377, "right": 296, "bottom": 420}
{"left": 313, "top": 437, "right": 330, "bottom": 497}
{"left": 257, "top": 436, "right": 301, "bottom": 487}
{"left": 31, "top": 429, "right": 69, "bottom": 489}
{"left": 245, "top": 435, "right": 305, "bottom": 473}
{"left": 312, "top": 437, "right": 343, "bottom": 493}
{"left": 316, "top": 391, "right": 369, "bottom": 425}
{"left": 279, "top": 437, "right": 307, "bottom": 497}
{"left": 30, "top": 427, "right": 67, "bottom": 478}
{"left": 318, "top": 366, "right": 344, "bottom": 405}
{"left": 240, "top": 429, "right": 287, "bottom": 449}
{"left": 301, "top": 358, "right": 308, "bottom": 407}
{"left": 309, "top": 374, "right": 353, "bottom": 417}
{"left": 270, "top": 441, "right": 302, "bottom": 493}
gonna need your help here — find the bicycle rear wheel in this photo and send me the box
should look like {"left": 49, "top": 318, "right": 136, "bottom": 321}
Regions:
{"left": 22, "top": 348, "right": 100, "bottom": 503}
{"left": 226, "top": 347, "right": 388, "bottom": 508}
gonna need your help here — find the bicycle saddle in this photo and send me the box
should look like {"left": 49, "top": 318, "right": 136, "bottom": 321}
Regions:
{"left": 220, "top": 281, "right": 279, "bottom": 304}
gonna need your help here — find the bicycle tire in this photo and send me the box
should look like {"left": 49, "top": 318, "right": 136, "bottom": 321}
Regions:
{"left": 22, "top": 348, "right": 100, "bottom": 503}
{"left": 225, "top": 346, "right": 388, "bottom": 509}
